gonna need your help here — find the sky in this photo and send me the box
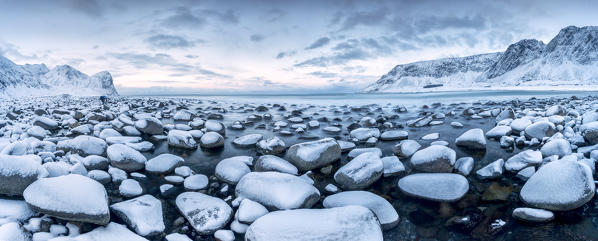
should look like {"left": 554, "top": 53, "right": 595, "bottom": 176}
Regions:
{"left": 0, "top": 0, "right": 597, "bottom": 94}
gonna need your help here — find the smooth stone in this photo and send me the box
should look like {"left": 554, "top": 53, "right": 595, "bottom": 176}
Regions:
{"left": 524, "top": 121, "right": 556, "bottom": 139}
{"left": 135, "top": 117, "right": 163, "bottom": 135}
{"left": 581, "top": 121, "right": 598, "bottom": 144}
{"left": 107, "top": 144, "right": 147, "bottom": 171}
{"left": 350, "top": 128, "right": 380, "bottom": 142}
{"left": 504, "top": 150, "right": 542, "bottom": 172}
{"left": 347, "top": 148, "right": 382, "bottom": 159}
{"left": 236, "top": 199, "right": 269, "bottom": 224}
{"left": 183, "top": 174, "right": 209, "bottom": 191}
{"left": 145, "top": 154, "right": 184, "bottom": 174}
{"left": 168, "top": 130, "right": 197, "bottom": 149}
{"left": 511, "top": 118, "right": 532, "bottom": 132}
{"left": 379, "top": 130, "right": 408, "bottom": 141}
{"left": 334, "top": 152, "right": 383, "bottom": 190}
{"left": 0, "top": 154, "right": 45, "bottom": 196}
{"left": 512, "top": 207, "right": 554, "bottom": 222}
{"left": 110, "top": 194, "right": 165, "bottom": 236}
{"left": 254, "top": 155, "right": 298, "bottom": 175}
{"left": 256, "top": 137, "right": 286, "bottom": 155}
{"left": 245, "top": 206, "right": 383, "bottom": 241}
{"left": 285, "top": 138, "right": 341, "bottom": 171}
{"left": 454, "top": 157, "right": 474, "bottom": 176}
{"left": 215, "top": 157, "right": 250, "bottom": 185}
{"left": 323, "top": 191, "right": 399, "bottom": 230}
{"left": 455, "top": 128, "right": 486, "bottom": 150}
{"left": 235, "top": 172, "right": 320, "bottom": 210}
{"left": 119, "top": 179, "right": 143, "bottom": 197}
{"left": 393, "top": 140, "right": 421, "bottom": 158}
{"left": 57, "top": 135, "right": 107, "bottom": 156}
{"left": 476, "top": 159, "right": 504, "bottom": 180}
{"left": 540, "top": 139, "right": 572, "bottom": 158}
{"left": 233, "top": 134, "right": 264, "bottom": 147}
{"left": 381, "top": 156, "right": 405, "bottom": 177}
{"left": 199, "top": 132, "right": 224, "bottom": 148}
{"left": 176, "top": 192, "right": 232, "bottom": 234}
{"left": 485, "top": 126, "right": 512, "bottom": 139}
{"left": 398, "top": 173, "right": 469, "bottom": 202}
{"left": 409, "top": 145, "right": 456, "bottom": 173}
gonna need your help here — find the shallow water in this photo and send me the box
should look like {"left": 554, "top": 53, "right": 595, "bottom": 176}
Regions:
{"left": 124, "top": 91, "right": 598, "bottom": 241}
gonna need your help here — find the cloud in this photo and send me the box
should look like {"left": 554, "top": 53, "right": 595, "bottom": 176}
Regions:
{"left": 0, "top": 42, "right": 40, "bottom": 60}
{"left": 295, "top": 37, "right": 392, "bottom": 67}
{"left": 145, "top": 34, "right": 197, "bottom": 49}
{"left": 276, "top": 51, "right": 296, "bottom": 59}
{"left": 263, "top": 8, "right": 286, "bottom": 22}
{"left": 160, "top": 7, "right": 207, "bottom": 28}
{"left": 307, "top": 71, "right": 338, "bottom": 78}
{"left": 64, "top": 0, "right": 103, "bottom": 18}
{"left": 250, "top": 34, "right": 265, "bottom": 42}
{"left": 305, "top": 37, "right": 330, "bottom": 50}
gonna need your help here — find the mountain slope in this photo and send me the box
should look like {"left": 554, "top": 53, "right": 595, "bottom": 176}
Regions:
{"left": 366, "top": 25, "right": 598, "bottom": 92}
{"left": 0, "top": 55, "right": 118, "bottom": 97}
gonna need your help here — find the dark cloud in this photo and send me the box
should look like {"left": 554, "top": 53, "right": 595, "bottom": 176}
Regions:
{"left": 264, "top": 8, "right": 286, "bottom": 22}
{"left": 295, "top": 37, "right": 393, "bottom": 67}
{"left": 145, "top": 34, "right": 197, "bottom": 49}
{"left": 108, "top": 51, "right": 230, "bottom": 78}
{"left": 159, "top": 7, "right": 239, "bottom": 29}
{"left": 250, "top": 34, "right": 265, "bottom": 42}
{"left": 202, "top": 9, "right": 239, "bottom": 24}
{"left": 276, "top": 51, "right": 296, "bottom": 59}
{"left": 305, "top": 37, "right": 330, "bottom": 50}
{"left": 308, "top": 71, "right": 338, "bottom": 78}
{"left": 64, "top": 0, "right": 103, "bottom": 17}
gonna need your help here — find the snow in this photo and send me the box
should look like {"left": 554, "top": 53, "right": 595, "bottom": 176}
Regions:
{"left": 145, "top": 154, "right": 184, "bottom": 174}
{"left": 213, "top": 230, "right": 234, "bottom": 241}
{"left": 23, "top": 174, "right": 110, "bottom": 225}
{"left": 119, "top": 179, "right": 143, "bottom": 197}
{"left": 167, "top": 130, "right": 197, "bottom": 149}
{"left": 0, "top": 199, "right": 36, "bottom": 224}
{"left": 455, "top": 128, "right": 486, "bottom": 149}
{"left": 409, "top": 145, "right": 456, "bottom": 172}
{"left": 540, "top": 138, "right": 572, "bottom": 158}
{"left": 350, "top": 128, "right": 380, "bottom": 141}
{"left": 57, "top": 135, "right": 107, "bottom": 156}
{"left": 199, "top": 131, "right": 224, "bottom": 148}
{"left": 454, "top": 157, "right": 474, "bottom": 176}
{"left": 235, "top": 172, "right": 320, "bottom": 210}
{"left": 237, "top": 198, "right": 269, "bottom": 224}
{"left": 245, "top": 206, "right": 383, "bottom": 241}
{"left": 323, "top": 191, "right": 399, "bottom": 230}
{"left": 70, "top": 222, "right": 147, "bottom": 241}
{"left": 398, "top": 173, "right": 469, "bottom": 202}
{"left": 285, "top": 138, "right": 341, "bottom": 171}
{"left": 421, "top": 133, "right": 439, "bottom": 140}
{"left": 106, "top": 144, "right": 147, "bottom": 171}
{"left": 233, "top": 134, "right": 264, "bottom": 147}
{"left": 504, "top": 150, "right": 542, "bottom": 172}
{"left": 512, "top": 208, "right": 554, "bottom": 222}
{"left": 254, "top": 155, "right": 298, "bottom": 175}
{"left": 347, "top": 147, "right": 382, "bottom": 159}
{"left": 0, "top": 222, "right": 29, "bottom": 241}
{"left": 334, "top": 152, "right": 383, "bottom": 190}
{"left": 215, "top": 157, "right": 250, "bottom": 184}
{"left": 183, "top": 174, "right": 209, "bottom": 190}
{"left": 381, "top": 156, "right": 405, "bottom": 177}
{"left": 110, "top": 194, "right": 165, "bottom": 236}
{"left": 175, "top": 192, "right": 232, "bottom": 234}
{"left": 476, "top": 159, "right": 505, "bottom": 180}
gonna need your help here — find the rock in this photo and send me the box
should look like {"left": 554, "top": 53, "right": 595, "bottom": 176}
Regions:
{"left": 520, "top": 158, "right": 595, "bottom": 211}
{"left": 256, "top": 137, "right": 286, "bottom": 155}
{"left": 421, "top": 133, "right": 439, "bottom": 140}
{"left": 145, "top": 154, "right": 184, "bottom": 174}
{"left": 233, "top": 134, "right": 264, "bottom": 147}
{"left": 398, "top": 173, "right": 469, "bottom": 202}
{"left": 451, "top": 121, "right": 464, "bottom": 128}
{"left": 119, "top": 179, "right": 143, "bottom": 198}
{"left": 33, "top": 116, "right": 58, "bottom": 130}
{"left": 350, "top": 128, "right": 380, "bottom": 142}
{"left": 504, "top": 150, "right": 542, "bottom": 172}
{"left": 334, "top": 152, "right": 383, "bottom": 190}
{"left": 580, "top": 121, "right": 598, "bottom": 144}
{"left": 254, "top": 155, "right": 298, "bottom": 175}
{"left": 183, "top": 174, "right": 209, "bottom": 191}
{"left": 110, "top": 194, "right": 165, "bottom": 236}
{"left": 0, "top": 222, "right": 29, "bottom": 241}
{"left": 337, "top": 140, "right": 356, "bottom": 152}
{"left": 485, "top": 126, "right": 512, "bottom": 139}
{"left": 495, "top": 108, "right": 514, "bottom": 123}
{"left": 540, "top": 138, "right": 572, "bottom": 158}
{"left": 381, "top": 156, "right": 405, "bottom": 177}
{"left": 511, "top": 118, "right": 532, "bottom": 132}
{"left": 323, "top": 191, "right": 399, "bottom": 230}
{"left": 409, "top": 145, "right": 456, "bottom": 173}
{"left": 482, "top": 182, "right": 513, "bottom": 201}
{"left": 512, "top": 208, "right": 554, "bottom": 222}
{"left": 0, "top": 154, "right": 45, "bottom": 196}
{"left": 0, "top": 199, "right": 36, "bottom": 223}
{"left": 285, "top": 138, "right": 341, "bottom": 171}
{"left": 23, "top": 174, "right": 110, "bottom": 225}
{"left": 199, "top": 132, "right": 224, "bottom": 148}
{"left": 245, "top": 206, "right": 382, "bottom": 241}
{"left": 379, "top": 130, "right": 408, "bottom": 141}
{"left": 236, "top": 199, "right": 269, "bottom": 224}
{"left": 214, "top": 230, "right": 234, "bottom": 241}
{"left": 524, "top": 121, "right": 556, "bottom": 139}
{"left": 107, "top": 144, "right": 147, "bottom": 171}
{"left": 81, "top": 155, "right": 109, "bottom": 170}
{"left": 73, "top": 222, "right": 148, "bottom": 241}
{"left": 393, "top": 140, "right": 421, "bottom": 158}
{"left": 176, "top": 192, "right": 232, "bottom": 235}
{"left": 476, "top": 159, "right": 504, "bottom": 180}
{"left": 215, "top": 157, "right": 250, "bottom": 184}
{"left": 57, "top": 135, "right": 107, "bottom": 156}
{"left": 173, "top": 110, "right": 194, "bottom": 121}
{"left": 323, "top": 126, "right": 341, "bottom": 134}
{"left": 204, "top": 120, "right": 225, "bottom": 136}
{"left": 88, "top": 170, "right": 111, "bottom": 184}
{"left": 516, "top": 166, "right": 536, "bottom": 181}
{"left": 347, "top": 148, "right": 382, "bottom": 159}
{"left": 135, "top": 117, "right": 163, "bottom": 135}
{"left": 454, "top": 157, "right": 474, "bottom": 176}
{"left": 168, "top": 130, "right": 197, "bottom": 149}
{"left": 455, "top": 128, "right": 486, "bottom": 150}
{"left": 235, "top": 172, "right": 320, "bottom": 210}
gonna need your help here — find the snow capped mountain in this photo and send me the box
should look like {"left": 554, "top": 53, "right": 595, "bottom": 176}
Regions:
{"left": 0, "top": 55, "right": 118, "bottom": 97}
{"left": 366, "top": 26, "right": 598, "bottom": 92}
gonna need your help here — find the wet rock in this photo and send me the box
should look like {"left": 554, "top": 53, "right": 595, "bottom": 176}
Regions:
{"left": 482, "top": 182, "right": 513, "bottom": 201}
{"left": 409, "top": 145, "right": 456, "bottom": 173}
{"left": 454, "top": 157, "right": 474, "bottom": 176}
{"left": 135, "top": 117, "right": 163, "bottom": 135}
{"left": 580, "top": 121, "right": 598, "bottom": 144}
{"left": 199, "top": 131, "right": 224, "bottom": 149}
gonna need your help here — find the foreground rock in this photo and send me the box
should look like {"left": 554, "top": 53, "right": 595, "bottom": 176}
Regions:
{"left": 512, "top": 207, "right": 554, "bottom": 222}
{"left": 455, "top": 128, "right": 486, "bottom": 149}
{"left": 145, "top": 154, "right": 184, "bottom": 174}
{"left": 23, "top": 174, "right": 110, "bottom": 225}
{"left": 107, "top": 144, "right": 147, "bottom": 171}
{"left": 285, "top": 138, "right": 341, "bottom": 171}
{"left": 524, "top": 121, "right": 556, "bottom": 139}
{"left": 520, "top": 158, "right": 595, "bottom": 211}
{"left": 57, "top": 135, "right": 107, "bottom": 156}
{"left": 236, "top": 172, "right": 320, "bottom": 210}
{"left": 323, "top": 191, "right": 399, "bottom": 230}
{"left": 110, "top": 194, "right": 165, "bottom": 236}
{"left": 334, "top": 152, "right": 383, "bottom": 190}
{"left": 398, "top": 173, "right": 469, "bottom": 202}
{"left": 0, "top": 154, "right": 45, "bottom": 196}
{"left": 245, "top": 206, "right": 383, "bottom": 241}
{"left": 409, "top": 145, "right": 456, "bottom": 172}
{"left": 215, "top": 157, "right": 250, "bottom": 184}
{"left": 176, "top": 192, "right": 232, "bottom": 234}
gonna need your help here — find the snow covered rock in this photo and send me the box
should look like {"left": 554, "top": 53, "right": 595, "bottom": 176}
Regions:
{"left": 199, "top": 131, "right": 224, "bottom": 149}
{"left": 485, "top": 126, "right": 512, "bottom": 139}
{"left": 511, "top": 118, "right": 532, "bottom": 132}
{"left": 334, "top": 152, "right": 383, "bottom": 190}
{"left": 0, "top": 222, "right": 30, "bottom": 241}
{"left": 119, "top": 179, "right": 144, "bottom": 197}
{"left": 135, "top": 117, "right": 163, "bottom": 135}
{"left": 57, "top": 135, "right": 107, "bottom": 156}
{"left": 110, "top": 194, "right": 165, "bottom": 236}
{"left": 379, "top": 130, "right": 408, "bottom": 141}
{"left": 167, "top": 130, "right": 197, "bottom": 149}
{"left": 256, "top": 137, "right": 286, "bottom": 155}
{"left": 107, "top": 144, "right": 147, "bottom": 171}
{"left": 235, "top": 172, "right": 320, "bottom": 210}
{"left": 524, "top": 121, "right": 556, "bottom": 140}
{"left": 580, "top": 121, "right": 598, "bottom": 144}
{"left": 175, "top": 192, "right": 232, "bottom": 234}
{"left": 476, "top": 159, "right": 504, "bottom": 180}
{"left": 398, "top": 173, "right": 469, "bottom": 202}
{"left": 454, "top": 157, "right": 474, "bottom": 176}
{"left": 254, "top": 155, "right": 298, "bottom": 175}
{"left": 455, "top": 128, "right": 486, "bottom": 150}
{"left": 233, "top": 134, "right": 264, "bottom": 147}
{"left": 215, "top": 157, "right": 250, "bottom": 184}
{"left": 0, "top": 199, "right": 36, "bottom": 223}
{"left": 245, "top": 206, "right": 382, "bottom": 241}
{"left": 350, "top": 128, "right": 380, "bottom": 142}
{"left": 70, "top": 222, "right": 147, "bottom": 241}
{"left": 520, "top": 158, "right": 595, "bottom": 211}
{"left": 504, "top": 150, "right": 542, "bottom": 172}
{"left": 393, "top": 140, "right": 421, "bottom": 158}
{"left": 285, "top": 138, "right": 341, "bottom": 171}
{"left": 173, "top": 110, "right": 194, "bottom": 121}
{"left": 540, "top": 138, "right": 572, "bottom": 158}
{"left": 183, "top": 174, "right": 208, "bottom": 191}
{"left": 409, "top": 145, "right": 456, "bottom": 172}
{"left": 236, "top": 199, "right": 269, "bottom": 224}
{"left": 145, "top": 154, "right": 184, "bottom": 174}
{"left": 323, "top": 191, "right": 399, "bottom": 230}
{"left": 0, "top": 154, "right": 45, "bottom": 196}
{"left": 23, "top": 174, "right": 110, "bottom": 225}
{"left": 381, "top": 156, "right": 405, "bottom": 177}
{"left": 512, "top": 207, "right": 554, "bottom": 222}
{"left": 33, "top": 116, "right": 58, "bottom": 130}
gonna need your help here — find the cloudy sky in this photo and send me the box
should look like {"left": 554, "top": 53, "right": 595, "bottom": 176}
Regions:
{"left": 0, "top": 0, "right": 596, "bottom": 94}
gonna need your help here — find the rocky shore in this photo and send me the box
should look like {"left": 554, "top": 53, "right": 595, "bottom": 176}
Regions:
{"left": 1, "top": 94, "right": 598, "bottom": 241}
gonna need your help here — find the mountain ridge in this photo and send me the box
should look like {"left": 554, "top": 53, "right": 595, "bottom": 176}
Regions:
{"left": 365, "top": 25, "right": 598, "bottom": 92}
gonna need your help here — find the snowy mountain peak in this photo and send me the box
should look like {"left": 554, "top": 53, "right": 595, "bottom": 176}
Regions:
{"left": 366, "top": 25, "right": 598, "bottom": 93}
{"left": 0, "top": 55, "right": 118, "bottom": 97}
